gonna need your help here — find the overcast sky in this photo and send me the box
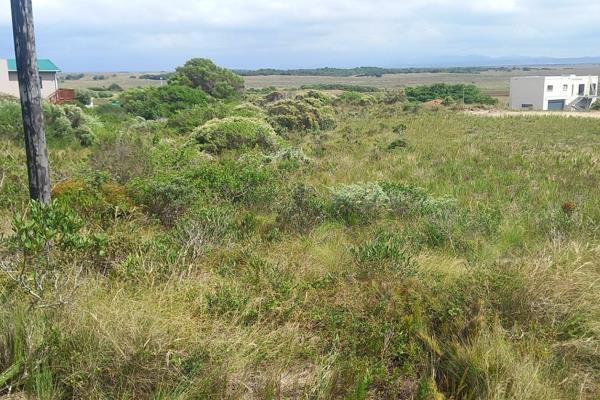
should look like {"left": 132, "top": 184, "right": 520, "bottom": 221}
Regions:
{"left": 1, "top": 0, "right": 599, "bottom": 71}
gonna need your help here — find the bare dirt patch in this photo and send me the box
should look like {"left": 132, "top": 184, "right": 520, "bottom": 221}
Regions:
{"left": 466, "top": 109, "right": 600, "bottom": 119}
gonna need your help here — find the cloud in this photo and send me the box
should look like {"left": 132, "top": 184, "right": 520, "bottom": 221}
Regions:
{"left": 1, "top": 0, "right": 599, "bottom": 70}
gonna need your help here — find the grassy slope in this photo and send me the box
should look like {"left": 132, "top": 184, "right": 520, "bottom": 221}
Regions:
{"left": 0, "top": 105, "right": 599, "bottom": 399}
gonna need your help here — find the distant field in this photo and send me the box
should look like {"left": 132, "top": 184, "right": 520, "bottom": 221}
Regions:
{"left": 61, "top": 64, "right": 600, "bottom": 104}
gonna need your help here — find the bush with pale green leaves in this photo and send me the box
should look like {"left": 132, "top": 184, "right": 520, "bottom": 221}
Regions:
{"left": 331, "top": 182, "right": 390, "bottom": 223}
{"left": 194, "top": 116, "right": 278, "bottom": 153}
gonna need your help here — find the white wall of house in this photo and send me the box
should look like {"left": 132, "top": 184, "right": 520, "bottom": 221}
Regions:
{"left": 0, "top": 59, "right": 59, "bottom": 99}
{"left": 510, "top": 75, "right": 598, "bottom": 111}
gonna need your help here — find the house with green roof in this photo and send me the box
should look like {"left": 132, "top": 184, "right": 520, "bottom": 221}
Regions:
{"left": 0, "top": 58, "right": 61, "bottom": 99}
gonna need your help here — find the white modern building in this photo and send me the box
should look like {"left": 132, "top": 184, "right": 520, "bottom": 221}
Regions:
{"left": 509, "top": 75, "right": 598, "bottom": 111}
{"left": 0, "top": 58, "right": 61, "bottom": 99}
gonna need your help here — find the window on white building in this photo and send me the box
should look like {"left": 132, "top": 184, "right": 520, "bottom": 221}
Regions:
{"left": 562, "top": 84, "right": 568, "bottom": 91}
{"left": 547, "top": 85, "right": 554, "bottom": 92}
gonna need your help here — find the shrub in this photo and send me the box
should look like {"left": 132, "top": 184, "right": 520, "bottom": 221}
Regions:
{"left": 170, "top": 58, "right": 245, "bottom": 99}
{"left": 405, "top": 83, "right": 497, "bottom": 105}
{"left": 108, "top": 83, "right": 123, "bottom": 92}
{"left": 171, "top": 206, "right": 240, "bottom": 258}
{"left": 269, "top": 147, "right": 312, "bottom": 167}
{"left": 276, "top": 184, "right": 326, "bottom": 233}
{"left": 336, "top": 91, "right": 376, "bottom": 106}
{"left": 267, "top": 97, "right": 336, "bottom": 133}
{"left": 0, "top": 100, "right": 23, "bottom": 140}
{"left": 89, "top": 134, "right": 153, "bottom": 183}
{"left": 119, "top": 85, "right": 212, "bottom": 119}
{"left": 330, "top": 182, "right": 390, "bottom": 224}
{"left": 194, "top": 117, "right": 277, "bottom": 153}
{"left": 75, "top": 89, "right": 94, "bottom": 106}
{"left": 381, "top": 89, "right": 406, "bottom": 104}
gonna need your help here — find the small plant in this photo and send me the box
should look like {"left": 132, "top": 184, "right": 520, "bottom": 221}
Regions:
{"left": 277, "top": 184, "right": 326, "bottom": 233}
{"left": 388, "top": 139, "right": 407, "bottom": 149}
{"left": 2, "top": 200, "right": 106, "bottom": 307}
{"left": 350, "top": 231, "right": 416, "bottom": 279}
{"left": 331, "top": 182, "right": 390, "bottom": 224}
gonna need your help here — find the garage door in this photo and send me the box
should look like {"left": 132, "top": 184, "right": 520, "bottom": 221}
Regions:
{"left": 548, "top": 100, "right": 565, "bottom": 110}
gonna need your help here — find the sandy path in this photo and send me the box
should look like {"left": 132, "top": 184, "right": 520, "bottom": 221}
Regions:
{"left": 466, "top": 110, "right": 600, "bottom": 119}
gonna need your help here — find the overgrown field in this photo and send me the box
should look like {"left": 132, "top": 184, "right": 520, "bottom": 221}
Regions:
{"left": 1, "top": 61, "right": 599, "bottom": 399}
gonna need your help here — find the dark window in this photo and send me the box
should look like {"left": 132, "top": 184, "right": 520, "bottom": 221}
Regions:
{"left": 521, "top": 104, "right": 533, "bottom": 109}
{"left": 562, "top": 84, "right": 568, "bottom": 91}
{"left": 547, "top": 85, "right": 554, "bottom": 92}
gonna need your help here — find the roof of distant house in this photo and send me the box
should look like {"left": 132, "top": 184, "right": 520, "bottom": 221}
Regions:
{"left": 6, "top": 59, "right": 60, "bottom": 72}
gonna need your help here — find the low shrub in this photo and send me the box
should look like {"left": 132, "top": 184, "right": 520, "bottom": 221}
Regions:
{"left": 0, "top": 100, "right": 22, "bottom": 140}
{"left": 119, "top": 85, "right": 212, "bottom": 119}
{"left": 405, "top": 83, "right": 497, "bottom": 105}
{"left": 267, "top": 96, "right": 336, "bottom": 133}
{"left": 194, "top": 117, "right": 277, "bottom": 153}
{"left": 336, "top": 91, "right": 377, "bottom": 106}
{"left": 276, "top": 184, "right": 326, "bottom": 233}
{"left": 330, "top": 182, "right": 390, "bottom": 224}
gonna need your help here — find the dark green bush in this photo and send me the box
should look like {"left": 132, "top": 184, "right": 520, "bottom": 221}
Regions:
{"left": 170, "top": 58, "right": 244, "bottom": 99}
{"left": 119, "top": 85, "right": 212, "bottom": 119}
{"left": 405, "top": 83, "right": 497, "bottom": 105}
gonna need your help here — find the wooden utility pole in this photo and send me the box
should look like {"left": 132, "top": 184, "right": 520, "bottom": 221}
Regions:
{"left": 11, "top": 0, "right": 51, "bottom": 204}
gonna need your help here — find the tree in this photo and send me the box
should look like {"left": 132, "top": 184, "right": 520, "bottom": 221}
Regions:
{"left": 170, "top": 58, "right": 244, "bottom": 99}
{"left": 11, "top": 0, "right": 51, "bottom": 203}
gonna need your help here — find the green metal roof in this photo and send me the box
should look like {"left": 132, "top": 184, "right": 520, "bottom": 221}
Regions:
{"left": 6, "top": 59, "right": 60, "bottom": 72}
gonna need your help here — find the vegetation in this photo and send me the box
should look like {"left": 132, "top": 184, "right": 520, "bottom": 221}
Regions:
{"left": 63, "top": 73, "right": 85, "bottom": 80}
{"left": 170, "top": 58, "right": 245, "bottom": 99}
{"left": 119, "top": 85, "right": 212, "bottom": 119}
{"left": 299, "top": 83, "right": 380, "bottom": 92}
{"left": 0, "top": 58, "right": 599, "bottom": 399}
{"left": 405, "top": 83, "right": 497, "bottom": 104}
{"left": 267, "top": 91, "right": 336, "bottom": 133}
{"left": 194, "top": 117, "right": 277, "bottom": 153}
{"left": 236, "top": 65, "right": 531, "bottom": 77}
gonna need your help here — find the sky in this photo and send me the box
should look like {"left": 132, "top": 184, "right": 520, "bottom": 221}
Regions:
{"left": 1, "top": 0, "right": 599, "bottom": 72}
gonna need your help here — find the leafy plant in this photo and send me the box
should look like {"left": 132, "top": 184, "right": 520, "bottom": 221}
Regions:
{"left": 170, "top": 58, "right": 245, "bottom": 99}
{"left": 194, "top": 117, "right": 277, "bottom": 153}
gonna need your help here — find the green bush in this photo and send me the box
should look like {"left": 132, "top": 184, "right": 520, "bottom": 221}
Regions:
{"left": 194, "top": 117, "right": 277, "bottom": 153}
{"left": 276, "top": 184, "right": 326, "bottom": 233}
{"left": 170, "top": 58, "right": 245, "bottom": 99}
{"left": 405, "top": 83, "right": 497, "bottom": 105}
{"left": 167, "top": 102, "right": 265, "bottom": 134}
{"left": 336, "top": 91, "right": 377, "bottom": 106}
{"left": 119, "top": 85, "right": 212, "bottom": 119}
{"left": 0, "top": 100, "right": 23, "bottom": 140}
{"left": 267, "top": 95, "right": 336, "bottom": 133}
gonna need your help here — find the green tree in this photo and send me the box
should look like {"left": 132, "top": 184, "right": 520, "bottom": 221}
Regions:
{"left": 170, "top": 58, "right": 244, "bottom": 99}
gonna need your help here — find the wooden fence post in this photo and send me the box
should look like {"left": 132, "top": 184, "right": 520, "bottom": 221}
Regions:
{"left": 10, "top": 0, "right": 51, "bottom": 204}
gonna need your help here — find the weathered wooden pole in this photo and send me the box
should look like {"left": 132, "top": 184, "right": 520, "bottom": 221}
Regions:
{"left": 11, "top": 0, "right": 51, "bottom": 204}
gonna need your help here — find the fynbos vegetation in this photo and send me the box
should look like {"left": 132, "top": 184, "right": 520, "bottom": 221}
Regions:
{"left": 0, "top": 58, "right": 598, "bottom": 400}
